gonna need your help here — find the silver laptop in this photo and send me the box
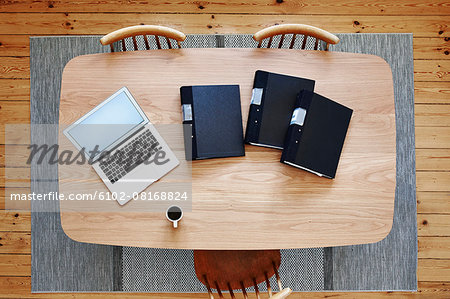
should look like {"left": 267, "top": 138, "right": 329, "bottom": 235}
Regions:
{"left": 63, "top": 87, "right": 179, "bottom": 205}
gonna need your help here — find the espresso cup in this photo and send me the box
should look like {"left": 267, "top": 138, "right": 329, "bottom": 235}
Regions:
{"left": 166, "top": 205, "right": 183, "bottom": 228}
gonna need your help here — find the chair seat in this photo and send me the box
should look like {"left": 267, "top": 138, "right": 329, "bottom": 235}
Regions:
{"left": 194, "top": 250, "right": 281, "bottom": 290}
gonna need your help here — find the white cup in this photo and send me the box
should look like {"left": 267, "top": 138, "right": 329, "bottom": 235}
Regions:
{"left": 166, "top": 205, "right": 183, "bottom": 228}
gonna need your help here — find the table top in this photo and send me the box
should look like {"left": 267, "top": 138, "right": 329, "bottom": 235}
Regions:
{"left": 59, "top": 48, "right": 395, "bottom": 250}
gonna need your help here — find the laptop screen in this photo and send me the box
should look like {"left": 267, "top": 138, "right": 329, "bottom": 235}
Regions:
{"left": 65, "top": 88, "right": 146, "bottom": 160}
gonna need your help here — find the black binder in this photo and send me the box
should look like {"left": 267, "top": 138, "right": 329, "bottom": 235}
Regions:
{"left": 245, "top": 70, "right": 315, "bottom": 149}
{"left": 180, "top": 85, "right": 245, "bottom": 160}
{"left": 281, "top": 90, "right": 353, "bottom": 179}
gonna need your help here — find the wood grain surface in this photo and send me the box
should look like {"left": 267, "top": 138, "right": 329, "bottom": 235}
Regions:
{"left": 57, "top": 48, "right": 396, "bottom": 249}
{"left": 0, "top": 14, "right": 449, "bottom": 37}
{"left": 1, "top": 0, "right": 449, "bottom": 15}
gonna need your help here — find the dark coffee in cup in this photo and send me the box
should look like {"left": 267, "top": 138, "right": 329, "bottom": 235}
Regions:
{"left": 167, "top": 206, "right": 182, "bottom": 221}
{"left": 166, "top": 205, "right": 183, "bottom": 228}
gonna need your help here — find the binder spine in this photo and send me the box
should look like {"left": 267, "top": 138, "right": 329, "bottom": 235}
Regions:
{"left": 245, "top": 88, "right": 264, "bottom": 143}
{"left": 180, "top": 87, "right": 197, "bottom": 160}
{"left": 281, "top": 91, "right": 310, "bottom": 163}
{"left": 245, "top": 71, "right": 269, "bottom": 144}
{"left": 281, "top": 123, "right": 303, "bottom": 162}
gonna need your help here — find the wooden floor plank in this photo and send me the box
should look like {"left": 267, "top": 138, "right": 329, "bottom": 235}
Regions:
{"left": 0, "top": 211, "right": 30, "bottom": 232}
{"left": 417, "top": 172, "right": 450, "bottom": 192}
{"left": 0, "top": 101, "right": 30, "bottom": 145}
{"left": 414, "top": 60, "right": 450, "bottom": 81}
{"left": 414, "top": 37, "right": 450, "bottom": 60}
{"left": 0, "top": 101, "right": 30, "bottom": 124}
{"left": 417, "top": 192, "right": 450, "bottom": 214}
{"left": 0, "top": 254, "right": 30, "bottom": 277}
{"left": 1, "top": 276, "right": 448, "bottom": 298}
{"left": 418, "top": 259, "right": 450, "bottom": 282}
{"left": 1, "top": 124, "right": 30, "bottom": 147}
{"left": 0, "top": 167, "right": 30, "bottom": 188}
{"left": 0, "top": 187, "right": 31, "bottom": 210}
{"left": 0, "top": 145, "right": 31, "bottom": 168}
{"left": 418, "top": 214, "right": 450, "bottom": 237}
{"left": 0, "top": 35, "right": 29, "bottom": 57}
{"left": 416, "top": 127, "right": 450, "bottom": 149}
{"left": 415, "top": 104, "right": 450, "bottom": 127}
{"left": 0, "top": 14, "right": 448, "bottom": 37}
{"left": 0, "top": 101, "right": 30, "bottom": 146}
{"left": 416, "top": 149, "right": 450, "bottom": 171}
{"left": 417, "top": 282, "right": 450, "bottom": 296}
{"left": 0, "top": 79, "right": 30, "bottom": 101}
{"left": 0, "top": 281, "right": 446, "bottom": 298}
{"left": 1, "top": 0, "right": 449, "bottom": 15}
{"left": 419, "top": 237, "right": 450, "bottom": 259}
{"left": 415, "top": 81, "right": 450, "bottom": 104}
{"left": 0, "top": 57, "right": 29, "bottom": 79}
{"left": 0, "top": 232, "right": 31, "bottom": 254}
{"left": 0, "top": 146, "right": 4, "bottom": 168}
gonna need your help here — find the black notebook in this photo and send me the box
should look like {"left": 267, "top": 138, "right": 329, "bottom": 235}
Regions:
{"left": 180, "top": 85, "right": 245, "bottom": 160}
{"left": 245, "top": 70, "right": 315, "bottom": 149}
{"left": 281, "top": 90, "right": 353, "bottom": 179}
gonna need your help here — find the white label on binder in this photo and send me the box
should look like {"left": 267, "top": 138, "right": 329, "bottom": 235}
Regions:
{"left": 182, "top": 104, "right": 192, "bottom": 121}
{"left": 290, "top": 107, "right": 307, "bottom": 126}
{"left": 250, "top": 88, "right": 264, "bottom": 105}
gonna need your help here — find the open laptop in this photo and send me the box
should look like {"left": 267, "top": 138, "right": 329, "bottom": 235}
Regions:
{"left": 63, "top": 87, "right": 179, "bottom": 205}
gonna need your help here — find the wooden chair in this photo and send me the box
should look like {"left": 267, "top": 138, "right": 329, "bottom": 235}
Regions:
{"left": 253, "top": 24, "right": 339, "bottom": 51}
{"left": 194, "top": 250, "right": 292, "bottom": 299}
{"left": 100, "top": 25, "right": 186, "bottom": 52}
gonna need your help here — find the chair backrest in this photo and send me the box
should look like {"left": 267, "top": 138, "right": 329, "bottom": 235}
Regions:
{"left": 194, "top": 250, "right": 292, "bottom": 298}
{"left": 100, "top": 25, "right": 186, "bottom": 52}
{"left": 253, "top": 24, "right": 339, "bottom": 51}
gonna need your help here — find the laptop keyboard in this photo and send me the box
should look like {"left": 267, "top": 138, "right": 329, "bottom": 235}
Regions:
{"left": 99, "top": 129, "right": 161, "bottom": 184}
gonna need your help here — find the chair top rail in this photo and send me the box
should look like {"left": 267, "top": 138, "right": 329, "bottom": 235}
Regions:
{"left": 100, "top": 25, "right": 186, "bottom": 45}
{"left": 253, "top": 24, "right": 339, "bottom": 45}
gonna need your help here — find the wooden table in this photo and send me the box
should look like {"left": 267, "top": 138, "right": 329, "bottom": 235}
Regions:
{"left": 59, "top": 48, "right": 395, "bottom": 250}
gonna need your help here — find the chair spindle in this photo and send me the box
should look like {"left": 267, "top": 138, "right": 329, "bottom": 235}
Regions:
{"left": 166, "top": 37, "right": 172, "bottom": 49}
{"left": 155, "top": 35, "right": 162, "bottom": 49}
{"left": 132, "top": 36, "right": 138, "bottom": 50}
{"left": 143, "top": 35, "right": 150, "bottom": 50}
{"left": 240, "top": 281, "right": 249, "bottom": 299}
{"left": 227, "top": 283, "right": 236, "bottom": 299}
{"left": 278, "top": 34, "right": 285, "bottom": 48}
{"left": 214, "top": 281, "right": 224, "bottom": 298}
{"left": 267, "top": 36, "right": 273, "bottom": 48}
{"left": 203, "top": 275, "right": 214, "bottom": 299}
{"left": 289, "top": 34, "right": 296, "bottom": 49}
{"left": 253, "top": 278, "right": 261, "bottom": 299}
{"left": 301, "top": 36, "right": 308, "bottom": 50}
{"left": 273, "top": 261, "right": 283, "bottom": 291}
{"left": 265, "top": 272, "right": 273, "bottom": 297}
{"left": 314, "top": 38, "right": 319, "bottom": 50}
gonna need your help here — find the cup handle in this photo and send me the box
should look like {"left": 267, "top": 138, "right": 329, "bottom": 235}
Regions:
{"left": 173, "top": 221, "right": 178, "bottom": 229}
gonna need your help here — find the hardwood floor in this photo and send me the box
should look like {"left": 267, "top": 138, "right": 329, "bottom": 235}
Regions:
{"left": 0, "top": 0, "right": 449, "bottom": 297}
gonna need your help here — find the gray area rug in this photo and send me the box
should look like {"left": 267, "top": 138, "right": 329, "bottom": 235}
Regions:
{"left": 30, "top": 34, "right": 416, "bottom": 292}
